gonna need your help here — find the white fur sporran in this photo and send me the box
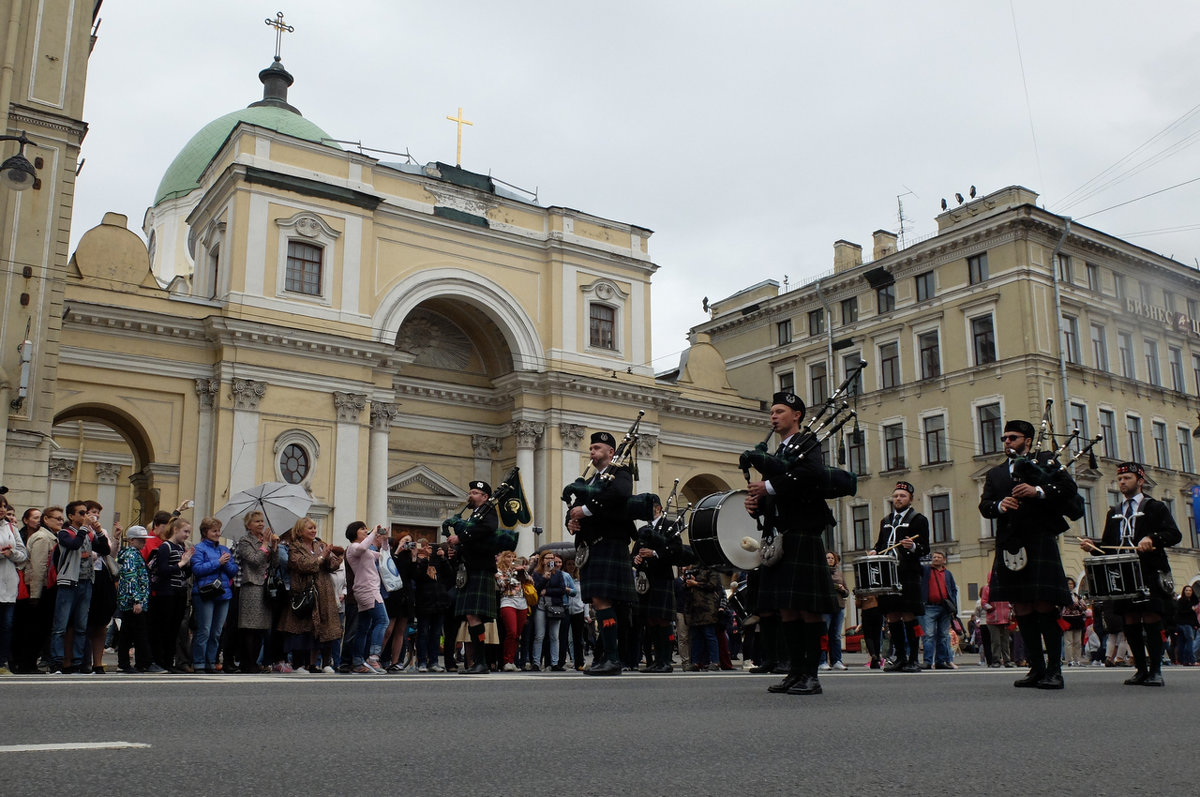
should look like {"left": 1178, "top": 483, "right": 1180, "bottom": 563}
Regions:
{"left": 576, "top": 541, "right": 590, "bottom": 568}
{"left": 760, "top": 535, "right": 784, "bottom": 568}
{"left": 1002, "top": 546, "right": 1028, "bottom": 572}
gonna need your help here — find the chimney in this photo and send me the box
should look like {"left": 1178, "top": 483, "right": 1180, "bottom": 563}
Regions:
{"left": 833, "top": 239, "right": 862, "bottom": 273}
{"left": 872, "top": 230, "right": 898, "bottom": 260}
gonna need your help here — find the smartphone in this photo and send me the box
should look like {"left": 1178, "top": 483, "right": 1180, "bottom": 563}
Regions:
{"left": 113, "top": 511, "right": 121, "bottom": 523}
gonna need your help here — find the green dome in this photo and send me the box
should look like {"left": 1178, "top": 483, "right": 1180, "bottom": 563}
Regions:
{"left": 153, "top": 105, "right": 339, "bottom": 205}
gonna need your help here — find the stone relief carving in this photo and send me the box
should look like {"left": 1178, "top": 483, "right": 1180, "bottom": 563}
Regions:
{"left": 333, "top": 391, "right": 368, "bottom": 423}
{"left": 231, "top": 379, "right": 268, "bottom": 411}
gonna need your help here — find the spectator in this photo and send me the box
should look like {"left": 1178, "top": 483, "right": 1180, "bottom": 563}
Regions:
{"left": 496, "top": 550, "right": 529, "bottom": 672}
{"left": 81, "top": 501, "right": 118, "bottom": 673}
{"left": 276, "top": 517, "right": 342, "bottom": 673}
{"left": 115, "top": 526, "right": 161, "bottom": 673}
{"left": 562, "top": 559, "right": 588, "bottom": 671}
{"left": 1061, "top": 577, "right": 1087, "bottom": 667}
{"left": 683, "top": 563, "right": 723, "bottom": 671}
{"left": 982, "top": 573, "right": 1014, "bottom": 668}
{"left": 190, "top": 517, "right": 238, "bottom": 673}
{"left": 344, "top": 521, "right": 389, "bottom": 675}
{"left": 150, "top": 518, "right": 193, "bottom": 672}
{"left": 49, "top": 501, "right": 111, "bottom": 673}
{"left": 920, "top": 551, "right": 958, "bottom": 669}
{"left": 1175, "top": 585, "right": 1198, "bottom": 666}
{"left": 411, "top": 539, "right": 450, "bottom": 672}
{"left": 13, "top": 506, "right": 57, "bottom": 673}
{"left": 532, "top": 550, "right": 568, "bottom": 671}
{"left": 380, "top": 535, "right": 413, "bottom": 672}
{"left": 0, "top": 498, "right": 29, "bottom": 674}
{"left": 819, "top": 551, "right": 849, "bottom": 670}
{"left": 234, "top": 510, "right": 278, "bottom": 673}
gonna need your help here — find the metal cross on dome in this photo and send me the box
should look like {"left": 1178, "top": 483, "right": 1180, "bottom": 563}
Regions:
{"left": 264, "top": 11, "right": 294, "bottom": 61}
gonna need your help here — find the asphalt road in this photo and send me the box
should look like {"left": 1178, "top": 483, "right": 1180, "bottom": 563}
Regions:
{"left": 2, "top": 662, "right": 1193, "bottom": 796}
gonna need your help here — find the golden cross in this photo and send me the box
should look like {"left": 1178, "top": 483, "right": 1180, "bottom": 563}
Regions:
{"left": 264, "top": 11, "right": 295, "bottom": 61}
{"left": 445, "top": 107, "right": 473, "bottom": 167}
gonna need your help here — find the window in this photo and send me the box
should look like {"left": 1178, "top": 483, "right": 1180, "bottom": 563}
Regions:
{"left": 279, "top": 444, "right": 310, "bottom": 485}
{"left": 1144, "top": 339, "right": 1161, "bottom": 386}
{"left": 284, "top": 241, "right": 323, "bottom": 295}
{"left": 589, "top": 304, "right": 616, "bottom": 349}
{"left": 978, "top": 402, "right": 1002, "bottom": 454}
{"left": 1118, "top": 332, "right": 1135, "bottom": 378}
{"left": 1113, "top": 273, "right": 1126, "bottom": 301}
{"left": 207, "top": 245, "right": 220, "bottom": 299}
{"left": 971, "top": 315, "right": 996, "bottom": 365}
{"left": 808, "top": 309, "right": 825, "bottom": 336}
{"left": 1179, "top": 427, "right": 1195, "bottom": 473}
{"left": 778, "top": 370, "right": 794, "bottom": 393}
{"left": 1189, "top": 297, "right": 1199, "bottom": 321}
{"left": 1169, "top": 347, "right": 1185, "bottom": 392}
{"left": 841, "top": 297, "right": 858, "bottom": 325}
{"left": 1162, "top": 497, "right": 1176, "bottom": 532}
{"left": 1068, "top": 402, "right": 1088, "bottom": 452}
{"left": 923, "top": 414, "right": 949, "bottom": 464}
{"left": 1056, "top": 254, "right": 1073, "bottom": 283}
{"left": 1152, "top": 421, "right": 1169, "bottom": 468}
{"left": 1062, "top": 315, "right": 1081, "bottom": 364}
{"left": 1086, "top": 262, "right": 1100, "bottom": 292}
{"left": 1126, "top": 415, "right": 1144, "bottom": 463}
{"left": 842, "top": 352, "right": 864, "bottom": 396}
{"left": 918, "top": 330, "right": 941, "bottom": 380}
{"left": 810, "top": 362, "right": 828, "bottom": 406}
{"left": 876, "top": 284, "right": 895, "bottom": 314}
{"left": 1140, "top": 282, "right": 1153, "bottom": 306}
{"left": 930, "top": 494, "right": 951, "bottom": 542}
{"left": 1195, "top": 354, "right": 1200, "bottom": 394}
{"left": 915, "top": 271, "right": 935, "bottom": 301}
{"left": 880, "top": 342, "right": 900, "bottom": 389}
{"left": 847, "top": 428, "right": 867, "bottom": 475}
{"left": 852, "top": 505, "right": 872, "bottom": 550}
{"left": 1079, "top": 487, "right": 1096, "bottom": 537}
{"left": 1099, "top": 409, "right": 1117, "bottom": 459}
{"left": 1165, "top": 291, "right": 1177, "bottom": 313}
{"left": 883, "top": 423, "right": 906, "bottom": 471}
{"left": 776, "top": 319, "right": 792, "bottom": 346}
{"left": 1090, "top": 324, "right": 1108, "bottom": 371}
{"left": 968, "top": 253, "right": 988, "bottom": 284}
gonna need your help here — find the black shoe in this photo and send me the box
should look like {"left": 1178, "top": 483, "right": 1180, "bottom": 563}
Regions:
{"left": 463, "top": 662, "right": 489, "bottom": 675}
{"left": 919, "top": 662, "right": 932, "bottom": 670}
{"left": 118, "top": 666, "right": 136, "bottom": 674}
{"left": 204, "top": 667, "right": 218, "bottom": 674}
{"left": 900, "top": 662, "right": 921, "bottom": 673}
{"left": 883, "top": 658, "right": 904, "bottom": 673}
{"left": 869, "top": 658, "right": 881, "bottom": 670}
{"left": 653, "top": 663, "right": 673, "bottom": 673}
{"left": 1036, "top": 673, "right": 1064, "bottom": 690}
{"left": 550, "top": 664, "right": 565, "bottom": 672}
{"left": 1123, "top": 671, "right": 1148, "bottom": 686}
{"left": 748, "top": 661, "right": 778, "bottom": 674}
{"left": 773, "top": 662, "right": 791, "bottom": 674}
{"left": 767, "top": 674, "right": 803, "bottom": 693}
{"left": 584, "top": 659, "right": 622, "bottom": 676}
{"left": 1014, "top": 670, "right": 1045, "bottom": 688}
{"left": 1141, "top": 672, "right": 1164, "bottom": 687}
{"left": 934, "top": 662, "right": 955, "bottom": 670}
{"left": 786, "top": 675, "right": 823, "bottom": 695}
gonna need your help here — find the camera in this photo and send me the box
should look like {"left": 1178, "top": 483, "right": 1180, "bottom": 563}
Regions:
{"left": 402, "top": 541, "right": 416, "bottom": 551}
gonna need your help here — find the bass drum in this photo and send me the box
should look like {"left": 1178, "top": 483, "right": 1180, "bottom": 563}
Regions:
{"left": 689, "top": 490, "right": 763, "bottom": 571}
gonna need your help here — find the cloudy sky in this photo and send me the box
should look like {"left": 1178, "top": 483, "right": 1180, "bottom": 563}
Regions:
{"left": 73, "top": 1, "right": 1200, "bottom": 370}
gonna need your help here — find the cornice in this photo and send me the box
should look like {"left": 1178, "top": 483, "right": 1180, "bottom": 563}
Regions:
{"left": 392, "top": 377, "right": 511, "bottom": 409}
{"left": 204, "top": 317, "right": 405, "bottom": 369}
{"left": 65, "top": 305, "right": 209, "bottom": 346}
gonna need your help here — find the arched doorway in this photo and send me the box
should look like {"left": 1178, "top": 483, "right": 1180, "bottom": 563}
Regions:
{"left": 52, "top": 405, "right": 159, "bottom": 527}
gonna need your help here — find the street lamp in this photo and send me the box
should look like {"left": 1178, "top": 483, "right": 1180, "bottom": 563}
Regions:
{"left": 0, "top": 132, "right": 38, "bottom": 191}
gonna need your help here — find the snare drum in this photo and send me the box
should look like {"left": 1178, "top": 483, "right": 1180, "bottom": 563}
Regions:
{"left": 1083, "top": 553, "right": 1148, "bottom": 601}
{"left": 689, "top": 490, "right": 762, "bottom": 571}
{"left": 853, "top": 554, "right": 901, "bottom": 596}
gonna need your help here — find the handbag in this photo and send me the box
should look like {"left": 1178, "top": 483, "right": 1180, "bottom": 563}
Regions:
{"left": 942, "top": 600, "right": 965, "bottom": 636}
{"left": 378, "top": 552, "right": 405, "bottom": 593}
{"left": 197, "top": 576, "right": 224, "bottom": 599}
{"left": 16, "top": 567, "right": 30, "bottom": 601}
{"left": 291, "top": 583, "right": 316, "bottom": 612}
{"left": 539, "top": 594, "right": 566, "bottom": 618}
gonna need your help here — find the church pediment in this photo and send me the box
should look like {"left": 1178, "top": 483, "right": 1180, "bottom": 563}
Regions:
{"left": 387, "top": 465, "right": 465, "bottom": 499}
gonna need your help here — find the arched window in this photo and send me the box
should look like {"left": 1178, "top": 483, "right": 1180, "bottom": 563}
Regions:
{"left": 285, "top": 241, "right": 323, "bottom": 295}
{"left": 279, "top": 443, "right": 310, "bottom": 484}
{"left": 273, "top": 429, "right": 321, "bottom": 485}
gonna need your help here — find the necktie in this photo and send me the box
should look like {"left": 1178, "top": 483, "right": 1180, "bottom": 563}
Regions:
{"left": 1123, "top": 499, "right": 1133, "bottom": 519}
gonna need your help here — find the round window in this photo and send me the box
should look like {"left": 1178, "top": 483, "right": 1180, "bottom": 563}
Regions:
{"left": 279, "top": 444, "right": 310, "bottom": 484}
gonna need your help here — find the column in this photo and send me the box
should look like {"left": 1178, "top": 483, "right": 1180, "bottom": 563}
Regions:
{"left": 94, "top": 462, "right": 121, "bottom": 530}
{"left": 229, "top": 379, "right": 267, "bottom": 497}
{"left": 332, "top": 391, "right": 367, "bottom": 533}
{"left": 635, "top": 433, "right": 658, "bottom": 495}
{"left": 47, "top": 457, "right": 74, "bottom": 508}
{"left": 511, "top": 420, "right": 544, "bottom": 558}
{"left": 193, "top": 378, "right": 219, "bottom": 516}
{"left": 558, "top": 423, "right": 585, "bottom": 546}
{"left": 471, "top": 434, "right": 501, "bottom": 483}
{"left": 367, "top": 401, "right": 398, "bottom": 526}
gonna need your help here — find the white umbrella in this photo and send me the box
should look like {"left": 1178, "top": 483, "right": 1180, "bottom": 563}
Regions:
{"left": 212, "top": 482, "right": 313, "bottom": 537}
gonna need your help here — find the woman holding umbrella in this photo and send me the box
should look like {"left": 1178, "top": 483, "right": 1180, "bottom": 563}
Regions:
{"left": 234, "top": 510, "right": 277, "bottom": 673}
{"left": 277, "top": 517, "right": 343, "bottom": 672}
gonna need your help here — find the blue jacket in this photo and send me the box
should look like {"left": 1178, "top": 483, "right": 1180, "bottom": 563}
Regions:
{"left": 920, "top": 564, "right": 959, "bottom": 609}
{"left": 191, "top": 538, "right": 238, "bottom": 600}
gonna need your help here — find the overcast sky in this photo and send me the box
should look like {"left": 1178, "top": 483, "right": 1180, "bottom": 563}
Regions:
{"left": 73, "top": 1, "right": 1200, "bottom": 371}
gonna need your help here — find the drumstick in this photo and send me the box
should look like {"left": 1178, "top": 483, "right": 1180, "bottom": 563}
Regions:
{"left": 877, "top": 535, "right": 918, "bottom": 555}
{"left": 1076, "top": 537, "right": 1144, "bottom": 552}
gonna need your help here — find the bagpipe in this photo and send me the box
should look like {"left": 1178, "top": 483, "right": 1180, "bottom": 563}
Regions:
{"left": 1009, "top": 399, "right": 1100, "bottom": 521}
{"left": 738, "top": 360, "right": 865, "bottom": 499}
{"left": 442, "top": 466, "right": 530, "bottom": 551}
{"left": 562, "top": 410, "right": 662, "bottom": 527}
{"left": 633, "top": 480, "right": 688, "bottom": 593}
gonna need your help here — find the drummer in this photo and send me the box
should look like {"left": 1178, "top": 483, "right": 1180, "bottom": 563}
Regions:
{"left": 1080, "top": 462, "right": 1181, "bottom": 687}
{"left": 869, "top": 481, "right": 930, "bottom": 673}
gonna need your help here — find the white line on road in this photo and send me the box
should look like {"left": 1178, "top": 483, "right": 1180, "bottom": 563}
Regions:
{"left": 0, "top": 742, "right": 151, "bottom": 753}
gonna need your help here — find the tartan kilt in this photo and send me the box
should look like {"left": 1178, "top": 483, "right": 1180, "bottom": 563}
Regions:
{"left": 877, "top": 567, "right": 924, "bottom": 616}
{"left": 580, "top": 538, "right": 636, "bottom": 604}
{"left": 454, "top": 568, "right": 499, "bottom": 620}
{"left": 638, "top": 570, "right": 676, "bottom": 620}
{"left": 989, "top": 533, "right": 1069, "bottom": 606}
{"left": 756, "top": 531, "right": 836, "bottom": 614}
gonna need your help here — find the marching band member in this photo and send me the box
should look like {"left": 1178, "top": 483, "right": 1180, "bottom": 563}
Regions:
{"left": 566, "top": 431, "right": 637, "bottom": 676}
{"left": 1080, "top": 462, "right": 1181, "bottom": 686}
{"left": 870, "top": 481, "right": 929, "bottom": 673}
{"left": 447, "top": 480, "right": 502, "bottom": 675}
{"left": 979, "top": 420, "right": 1077, "bottom": 690}
{"left": 744, "top": 392, "right": 839, "bottom": 696}
{"left": 633, "top": 498, "right": 682, "bottom": 673}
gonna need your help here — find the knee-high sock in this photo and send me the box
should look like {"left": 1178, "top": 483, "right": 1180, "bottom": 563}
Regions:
{"left": 468, "top": 623, "right": 486, "bottom": 667}
{"left": 904, "top": 621, "right": 920, "bottom": 665}
{"left": 1143, "top": 621, "right": 1164, "bottom": 676}
{"left": 780, "top": 620, "right": 803, "bottom": 676}
{"left": 887, "top": 621, "right": 906, "bottom": 661}
{"left": 657, "top": 625, "right": 672, "bottom": 667}
{"left": 1124, "top": 623, "right": 1147, "bottom": 674}
{"left": 596, "top": 608, "right": 620, "bottom": 664}
{"left": 758, "top": 615, "right": 780, "bottom": 666}
{"left": 1015, "top": 614, "right": 1044, "bottom": 674}
{"left": 803, "top": 622, "right": 825, "bottom": 678}
{"left": 1039, "top": 611, "right": 1063, "bottom": 675}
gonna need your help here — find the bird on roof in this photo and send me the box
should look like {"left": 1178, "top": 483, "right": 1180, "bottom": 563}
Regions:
{"left": 969, "top": 185, "right": 977, "bottom": 198}
{"left": 955, "top": 192, "right": 964, "bottom": 204}
{"left": 940, "top": 198, "right": 948, "bottom": 211}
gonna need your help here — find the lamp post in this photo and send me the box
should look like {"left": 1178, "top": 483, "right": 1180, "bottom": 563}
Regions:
{"left": 0, "top": 133, "right": 39, "bottom": 191}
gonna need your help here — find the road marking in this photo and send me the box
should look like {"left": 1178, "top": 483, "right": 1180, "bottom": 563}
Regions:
{"left": 0, "top": 742, "right": 151, "bottom": 753}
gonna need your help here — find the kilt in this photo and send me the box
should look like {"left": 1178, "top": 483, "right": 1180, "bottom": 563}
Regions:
{"left": 638, "top": 570, "right": 675, "bottom": 620}
{"left": 454, "top": 568, "right": 498, "bottom": 620}
{"left": 989, "top": 533, "right": 1069, "bottom": 606}
{"left": 579, "top": 538, "right": 636, "bottom": 604}
{"left": 877, "top": 568, "right": 924, "bottom": 616}
{"left": 756, "top": 531, "right": 836, "bottom": 614}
